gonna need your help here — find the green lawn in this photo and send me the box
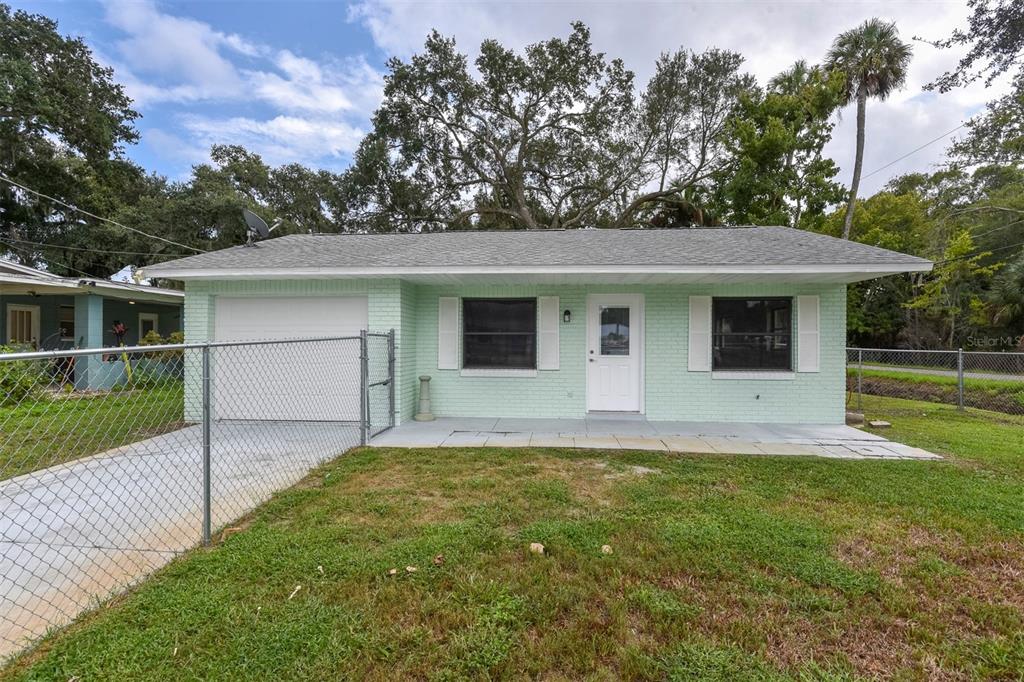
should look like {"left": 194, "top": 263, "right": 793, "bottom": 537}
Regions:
{"left": 0, "top": 382, "right": 186, "bottom": 481}
{"left": 4, "top": 396, "right": 1024, "bottom": 680}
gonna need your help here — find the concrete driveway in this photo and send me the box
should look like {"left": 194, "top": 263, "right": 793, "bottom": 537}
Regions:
{"left": 0, "top": 421, "right": 358, "bottom": 658}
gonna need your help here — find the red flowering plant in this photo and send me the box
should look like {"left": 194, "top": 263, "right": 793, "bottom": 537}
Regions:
{"left": 109, "top": 321, "right": 134, "bottom": 380}
{"left": 111, "top": 321, "right": 127, "bottom": 345}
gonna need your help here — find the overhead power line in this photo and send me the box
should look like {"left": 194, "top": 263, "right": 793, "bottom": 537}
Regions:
{"left": 932, "top": 238, "right": 1024, "bottom": 266}
{"left": 1, "top": 235, "right": 192, "bottom": 259}
{"left": 861, "top": 122, "right": 967, "bottom": 181}
{"left": 0, "top": 238, "right": 105, "bottom": 280}
{"left": 0, "top": 172, "right": 205, "bottom": 254}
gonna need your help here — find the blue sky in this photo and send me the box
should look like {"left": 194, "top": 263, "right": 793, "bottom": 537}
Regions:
{"left": 15, "top": 0, "right": 387, "bottom": 178}
{"left": 11, "top": 0, "right": 1009, "bottom": 194}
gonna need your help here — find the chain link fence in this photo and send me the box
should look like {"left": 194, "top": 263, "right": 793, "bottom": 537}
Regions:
{"left": 847, "top": 347, "right": 1024, "bottom": 416}
{"left": 0, "top": 331, "right": 393, "bottom": 659}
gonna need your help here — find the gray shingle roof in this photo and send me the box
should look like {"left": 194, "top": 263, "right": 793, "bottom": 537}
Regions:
{"left": 144, "top": 226, "right": 931, "bottom": 276}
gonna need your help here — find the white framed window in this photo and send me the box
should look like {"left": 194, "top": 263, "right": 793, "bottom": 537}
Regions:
{"left": 462, "top": 298, "right": 537, "bottom": 370}
{"left": 6, "top": 304, "right": 41, "bottom": 348}
{"left": 138, "top": 312, "right": 159, "bottom": 339}
{"left": 58, "top": 305, "right": 75, "bottom": 341}
{"left": 712, "top": 297, "right": 793, "bottom": 371}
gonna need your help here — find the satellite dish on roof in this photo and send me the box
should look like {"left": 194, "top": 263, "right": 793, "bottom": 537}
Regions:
{"left": 242, "top": 208, "right": 283, "bottom": 245}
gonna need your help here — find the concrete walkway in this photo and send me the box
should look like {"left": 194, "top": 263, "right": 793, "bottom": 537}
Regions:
{"left": 0, "top": 421, "right": 358, "bottom": 659}
{"left": 372, "top": 416, "right": 941, "bottom": 460}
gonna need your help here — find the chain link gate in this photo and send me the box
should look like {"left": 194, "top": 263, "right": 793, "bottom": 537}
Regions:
{"left": 361, "top": 330, "right": 396, "bottom": 444}
{"left": 0, "top": 331, "right": 393, "bottom": 659}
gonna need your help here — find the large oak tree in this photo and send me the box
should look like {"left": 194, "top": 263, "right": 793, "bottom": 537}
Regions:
{"left": 343, "top": 23, "right": 753, "bottom": 231}
{"left": 0, "top": 4, "right": 141, "bottom": 276}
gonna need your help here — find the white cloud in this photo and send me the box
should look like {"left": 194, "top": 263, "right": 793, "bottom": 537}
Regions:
{"left": 102, "top": 0, "right": 251, "bottom": 101}
{"left": 96, "top": 0, "right": 384, "bottom": 170}
{"left": 103, "top": 0, "right": 385, "bottom": 116}
{"left": 142, "top": 128, "right": 210, "bottom": 169}
{"left": 180, "top": 114, "right": 365, "bottom": 168}
{"left": 349, "top": 0, "right": 1013, "bottom": 195}
{"left": 245, "top": 52, "right": 383, "bottom": 114}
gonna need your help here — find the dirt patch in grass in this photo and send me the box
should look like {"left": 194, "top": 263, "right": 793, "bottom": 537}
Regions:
{"left": 857, "top": 376, "right": 1024, "bottom": 415}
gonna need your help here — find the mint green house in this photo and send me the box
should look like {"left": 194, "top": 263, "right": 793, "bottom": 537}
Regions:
{"left": 144, "top": 227, "right": 931, "bottom": 426}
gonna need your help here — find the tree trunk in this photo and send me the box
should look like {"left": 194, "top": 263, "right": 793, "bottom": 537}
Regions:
{"left": 841, "top": 87, "right": 867, "bottom": 240}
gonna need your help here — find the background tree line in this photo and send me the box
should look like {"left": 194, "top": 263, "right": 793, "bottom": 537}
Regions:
{"left": 1, "top": 2, "right": 1022, "bottom": 349}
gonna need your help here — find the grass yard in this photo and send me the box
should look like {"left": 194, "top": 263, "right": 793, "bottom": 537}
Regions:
{"left": 4, "top": 396, "right": 1024, "bottom": 680}
{"left": 0, "top": 382, "right": 185, "bottom": 481}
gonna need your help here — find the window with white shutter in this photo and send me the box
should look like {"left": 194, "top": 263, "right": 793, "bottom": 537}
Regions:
{"left": 797, "top": 295, "right": 820, "bottom": 372}
{"left": 437, "top": 297, "right": 459, "bottom": 369}
{"left": 462, "top": 298, "right": 536, "bottom": 369}
{"left": 538, "top": 296, "right": 559, "bottom": 370}
{"left": 688, "top": 296, "right": 711, "bottom": 371}
{"left": 712, "top": 298, "right": 793, "bottom": 371}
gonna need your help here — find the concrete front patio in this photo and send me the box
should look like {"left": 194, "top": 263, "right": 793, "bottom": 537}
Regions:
{"left": 371, "top": 415, "right": 940, "bottom": 460}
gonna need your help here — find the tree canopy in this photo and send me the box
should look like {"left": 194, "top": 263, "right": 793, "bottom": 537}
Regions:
{"left": 342, "top": 24, "right": 754, "bottom": 231}
{"left": 0, "top": 4, "right": 141, "bottom": 277}
{"left": 3, "top": 5, "right": 1024, "bottom": 350}
{"left": 924, "top": 0, "right": 1024, "bottom": 91}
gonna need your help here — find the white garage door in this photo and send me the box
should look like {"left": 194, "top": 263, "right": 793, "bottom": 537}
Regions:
{"left": 213, "top": 296, "right": 368, "bottom": 421}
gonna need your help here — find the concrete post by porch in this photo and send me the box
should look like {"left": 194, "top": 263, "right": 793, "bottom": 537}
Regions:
{"left": 74, "top": 294, "right": 106, "bottom": 390}
{"left": 414, "top": 375, "right": 435, "bottom": 421}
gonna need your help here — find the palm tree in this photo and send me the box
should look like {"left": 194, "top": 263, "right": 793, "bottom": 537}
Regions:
{"left": 768, "top": 59, "right": 815, "bottom": 96}
{"left": 826, "top": 19, "right": 912, "bottom": 239}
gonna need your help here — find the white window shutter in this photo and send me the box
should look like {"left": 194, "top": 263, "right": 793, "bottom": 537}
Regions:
{"left": 797, "top": 295, "right": 820, "bottom": 372}
{"left": 538, "top": 296, "right": 559, "bottom": 370}
{"left": 437, "top": 297, "right": 458, "bottom": 370}
{"left": 688, "top": 296, "right": 712, "bottom": 371}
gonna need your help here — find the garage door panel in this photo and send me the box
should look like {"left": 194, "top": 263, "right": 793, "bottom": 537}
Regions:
{"left": 213, "top": 297, "right": 368, "bottom": 421}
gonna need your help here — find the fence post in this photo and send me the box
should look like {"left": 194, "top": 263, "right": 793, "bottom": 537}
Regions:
{"left": 388, "top": 328, "right": 396, "bottom": 429}
{"left": 201, "top": 344, "right": 212, "bottom": 545}
{"left": 857, "top": 348, "right": 863, "bottom": 413}
{"left": 360, "top": 330, "right": 369, "bottom": 445}
{"left": 957, "top": 347, "right": 965, "bottom": 411}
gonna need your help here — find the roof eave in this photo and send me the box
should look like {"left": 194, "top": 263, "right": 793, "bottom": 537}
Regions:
{"left": 0, "top": 274, "right": 184, "bottom": 303}
{"left": 141, "top": 262, "right": 933, "bottom": 283}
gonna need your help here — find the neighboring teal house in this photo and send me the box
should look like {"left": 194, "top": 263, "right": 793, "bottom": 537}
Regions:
{"left": 143, "top": 227, "right": 931, "bottom": 425}
{"left": 1, "top": 260, "right": 184, "bottom": 388}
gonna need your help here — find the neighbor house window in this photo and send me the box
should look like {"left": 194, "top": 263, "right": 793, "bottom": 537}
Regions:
{"left": 58, "top": 305, "right": 75, "bottom": 341}
{"left": 462, "top": 298, "right": 536, "bottom": 369}
{"left": 138, "top": 312, "right": 159, "bottom": 339}
{"left": 712, "top": 298, "right": 792, "bottom": 371}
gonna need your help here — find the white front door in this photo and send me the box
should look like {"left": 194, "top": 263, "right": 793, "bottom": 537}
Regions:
{"left": 586, "top": 294, "right": 642, "bottom": 412}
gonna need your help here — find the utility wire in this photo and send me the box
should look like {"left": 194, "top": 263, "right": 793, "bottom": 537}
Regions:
{"left": 0, "top": 238, "right": 105, "bottom": 280}
{"left": 1, "top": 235, "right": 192, "bottom": 259}
{"left": 0, "top": 172, "right": 205, "bottom": 254}
{"left": 931, "top": 239, "right": 1024, "bottom": 266}
{"left": 861, "top": 122, "right": 967, "bottom": 181}
{"left": 970, "top": 217, "right": 1024, "bottom": 242}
